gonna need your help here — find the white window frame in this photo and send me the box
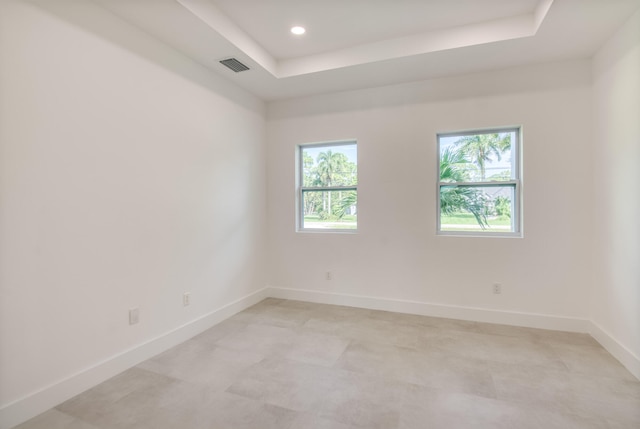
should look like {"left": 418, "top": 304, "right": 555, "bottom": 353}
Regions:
{"left": 297, "top": 140, "right": 358, "bottom": 233}
{"left": 436, "top": 127, "right": 522, "bottom": 237}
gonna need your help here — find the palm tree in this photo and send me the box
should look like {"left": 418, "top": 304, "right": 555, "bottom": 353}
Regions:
{"left": 334, "top": 191, "right": 357, "bottom": 219}
{"left": 316, "top": 150, "right": 349, "bottom": 186}
{"left": 316, "top": 150, "right": 348, "bottom": 215}
{"left": 302, "top": 152, "right": 315, "bottom": 187}
{"left": 454, "top": 133, "right": 511, "bottom": 181}
{"left": 439, "top": 147, "right": 489, "bottom": 229}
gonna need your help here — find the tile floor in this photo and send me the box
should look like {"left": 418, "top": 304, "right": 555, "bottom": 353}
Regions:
{"left": 15, "top": 299, "right": 640, "bottom": 428}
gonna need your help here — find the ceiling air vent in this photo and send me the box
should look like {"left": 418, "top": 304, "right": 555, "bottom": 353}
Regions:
{"left": 219, "top": 58, "right": 250, "bottom": 73}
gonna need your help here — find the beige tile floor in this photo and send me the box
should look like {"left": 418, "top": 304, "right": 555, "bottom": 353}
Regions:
{"left": 15, "top": 299, "right": 640, "bottom": 429}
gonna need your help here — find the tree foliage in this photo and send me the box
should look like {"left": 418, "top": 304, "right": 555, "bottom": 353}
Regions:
{"left": 453, "top": 133, "right": 511, "bottom": 181}
{"left": 440, "top": 133, "right": 513, "bottom": 229}
{"left": 439, "top": 147, "right": 489, "bottom": 228}
{"left": 334, "top": 191, "right": 357, "bottom": 220}
{"left": 303, "top": 149, "right": 357, "bottom": 220}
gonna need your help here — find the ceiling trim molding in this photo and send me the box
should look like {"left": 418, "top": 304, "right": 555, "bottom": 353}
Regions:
{"left": 177, "top": 0, "right": 554, "bottom": 79}
{"left": 175, "top": 0, "right": 278, "bottom": 75}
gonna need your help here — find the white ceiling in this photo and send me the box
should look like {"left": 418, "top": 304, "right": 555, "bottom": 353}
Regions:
{"left": 210, "top": 0, "right": 541, "bottom": 60}
{"left": 92, "top": 0, "right": 640, "bottom": 101}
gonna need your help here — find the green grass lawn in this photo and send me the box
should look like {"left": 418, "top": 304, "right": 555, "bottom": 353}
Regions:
{"left": 304, "top": 214, "right": 357, "bottom": 229}
{"left": 303, "top": 213, "right": 509, "bottom": 231}
{"left": 304, "top": 214, "right": 356, "bottom": 222}
{"left": 441, "top": 213, "right": 511, "bottom": 226}
{"left": 441, "top": 212, "right": 511, "bottom": 231}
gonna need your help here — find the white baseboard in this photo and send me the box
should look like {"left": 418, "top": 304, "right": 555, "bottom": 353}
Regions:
{"left": 6, "top": 286, "right": 637, "bottom": 429}
{"left": 266, "top": 286, "right": 591, "bottom": 333}
{"left": 0, "top": 287, "right": 268, "bottom": 429}
{"left": 589, "top": 321, "right": 640, "bottom": 380}
{"left": 268, "top": 287, "right": 640, "bottom": 380}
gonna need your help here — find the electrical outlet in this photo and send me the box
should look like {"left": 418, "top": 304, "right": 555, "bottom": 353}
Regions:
{"left": 325, "top": 271, "right": 332, "bottom": 280}
{"left": 183, "top": 292, "right": 191, "bottom": 307}
{"left": 129, "top": 307, "right": 139, "bottom": 325}
{"left": 493, "top": 283, "right": 502, "bottom": 294}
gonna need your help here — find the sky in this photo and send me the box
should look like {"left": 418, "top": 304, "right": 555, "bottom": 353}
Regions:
{"left": 302, "top": 142, "right": 357, "bottom": 165}
{"left": 439, "top": 132, "right": 515, "bottom": 181}
{"left": 301, "top": 134, "right": 515, "bottom": 180}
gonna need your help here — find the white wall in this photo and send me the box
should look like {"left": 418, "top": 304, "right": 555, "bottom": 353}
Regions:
{"left": 267, "top": 61, "right": 594, "bottom": 328}
{"left": 1, "top": 1, "right": 637, "bottom": 426}
{"left": 591, "top": 9, "right": 640, "bottom": 377}
{"left": 0, "top": 0, "right": 266, "bottom": 424}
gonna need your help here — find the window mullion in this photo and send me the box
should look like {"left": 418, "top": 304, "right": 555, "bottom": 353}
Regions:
{"left": 301, "top": 186, "right": 357, "bottom": 192}
{"left": 438, "top": 180, "right": 518, "bottom": 187}
{"left": 437, "top": 128, "right": 521, "bottom": 236}
{"left": 298, "top": 141, "right": 358, "bottom": 232}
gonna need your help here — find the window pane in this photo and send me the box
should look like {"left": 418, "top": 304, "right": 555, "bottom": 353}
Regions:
{"left": 439, "top": 131, "right": 515, "bottom": 182}
{"left": 440, "top": 185, "right": 515, "bottom": 232}
{"left": 302, "top": 144, "right": 357, "bottom": 187}
{"left": 302, "top": 190, "right": 357, "bottom": 230}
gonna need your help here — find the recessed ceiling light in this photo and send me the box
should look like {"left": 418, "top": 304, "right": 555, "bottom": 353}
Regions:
{"left": 291, "top": 26, "right": 305, "bottom": 35}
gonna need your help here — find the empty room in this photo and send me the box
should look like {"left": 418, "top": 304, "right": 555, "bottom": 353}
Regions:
{"left": 1, "top": 0, "right": 639, "bottom": 428}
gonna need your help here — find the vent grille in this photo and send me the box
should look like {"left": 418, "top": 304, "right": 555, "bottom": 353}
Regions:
{"left": 219, "top": 58, "right": 250, "bottom": 73}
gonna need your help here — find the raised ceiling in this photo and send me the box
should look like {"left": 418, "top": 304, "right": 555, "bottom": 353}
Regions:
{"left": 210, "top": 0, "right": 542, "bottom": 60}
{"left": 92, "top": 0, "right": 640, "bottom": 100}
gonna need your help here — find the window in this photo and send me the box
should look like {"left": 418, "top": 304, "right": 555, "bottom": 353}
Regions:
{"left": 298, "top": 141, "right": 357, "bottom": 231}
{"left": 437, "top": 128, "right": 521, "bottom": 236}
